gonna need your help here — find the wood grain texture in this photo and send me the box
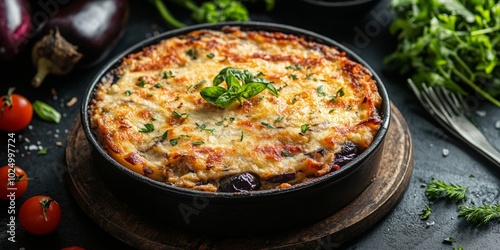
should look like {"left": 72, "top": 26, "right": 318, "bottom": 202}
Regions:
{"left": 65, "top": 103, "right": 413, "bottom": 250}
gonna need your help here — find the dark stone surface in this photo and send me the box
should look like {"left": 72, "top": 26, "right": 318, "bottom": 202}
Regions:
{"left": 1, "top": 0, "right": 499, "bottom": 249}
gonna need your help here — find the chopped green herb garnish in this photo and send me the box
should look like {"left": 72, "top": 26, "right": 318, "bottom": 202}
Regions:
{"left": 161, "top": 70, "right": 175, "bottom": 79}
{"left": 193, "top": 80, "right": 207, "bottom": 90}
{"left": 179, "top": 134, "right": 190, "bottom": 138}
{"left": 172, "top": 111, "right": 189, "bottom": 117}
{"left": 419, "top": 204, "right": 432, "bottom": 220}
{"left": 136, "top": 77, "right": 147, "bottom": 87}
{"left": 206, "top": 53, "right": 215, "bottom": 58}
{"left": 38, "top": 147, "right": 48, "bottom": 155}
{"left": 215, "top": 119, "right": 225, "bottom": 126}
{"left": 346, "top": 105, "right": 352, "bottom": 111}
{"left": 169, "top": 138, "right": 178, "bottom": 146}
{"left": 147, "top": 94, "right": 153, "bottom": 98}
{"left": 124, "top": 90, "right": 132, "bottom": 96}
{"left": 229, "top": 117, "right": 235, "bottom": 122}
{"left": 139, "top": 123, "right": 155, "bottom": 133}
{"left": 154, "top": 83, "right": 162, "bottom": 88}
{"left": 443, "top": 237, "right": 456, "bottom": 245}
{"left": 240, "top": 131, "right": 244, "bottom": 141}
{"left": 301, "top": 124, "right": 310, "bottom": 133}
{"left": 306, "top": 73, "right": 313, "bottom": 80}
{"left": 289, "top": 74, "right": 298, "bottom": 80}
{"left": 154, "top": 131, "right": 168, "bottom": 141}
{"left": 261, "top": 122, "right": 274, "bottom": 129}
{"left": 186, "top": 48, "right": 197, "bottom": 59}
{"left": 256, "top": 72, "right": 264, "bottom": 77}
{"left": 285, "top": 64, "right": 303, "bottom": 70}
{"left": 193, "top": 141, "right": 205, "bottom": 145}
{"left": 197, "top": 123, "right": 215, "bottom": 134}
{"left": 330, "top": 88, "right": 345, "bottom": 102}
{"left": 282, "top": 151, "right": 292, "bottom": 157}
{"left": 274, "top": 116, "right": 283, "bottom": 123}
{"left": 329, "top": 109, "right": 335, "bottom": 114}
{"left": 317, "top": 85, "right": 326, "bottom": 96}
{"left": 151, "top": 116, "right": 157, "bottom": 121}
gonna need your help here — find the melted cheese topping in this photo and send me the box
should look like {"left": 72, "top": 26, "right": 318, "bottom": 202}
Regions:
{"left": 90, "top": 27, "right": 382, "bottom": 192}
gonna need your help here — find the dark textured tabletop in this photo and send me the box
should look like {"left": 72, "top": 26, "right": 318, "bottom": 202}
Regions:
{"left": 1, "top": 0, "right": 500, "bottom": 249}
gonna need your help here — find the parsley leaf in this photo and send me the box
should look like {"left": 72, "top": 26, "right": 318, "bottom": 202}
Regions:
{"left": 139, "top": 123, "right": 155, "bottom": 133}
{"left": 386, "top": 0, "right": 500, "bottom": 107}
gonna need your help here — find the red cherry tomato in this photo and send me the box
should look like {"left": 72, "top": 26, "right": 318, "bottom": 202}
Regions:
{"left": 0, "top": 165, "right": 29, "bottom": 200}
{"left": 0, "top": 87, "right": 33, "bottom": 132}
{"left": 19, "top": 195, "right": 62, "bottom": 235}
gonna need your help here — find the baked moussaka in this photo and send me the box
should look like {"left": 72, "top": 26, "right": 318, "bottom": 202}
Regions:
{"left": 89, "top": 26, "right": 383, "bottom": 192}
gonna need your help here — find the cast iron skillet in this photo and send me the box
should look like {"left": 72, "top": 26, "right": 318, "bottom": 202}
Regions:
{"left": 81, "top": 21, "right": 391, "bottom": 236}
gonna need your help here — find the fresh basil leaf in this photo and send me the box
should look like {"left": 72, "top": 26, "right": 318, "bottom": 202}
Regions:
{"left": 33, "top": 100, "right": 61, "bottom": 123}
{"left": 241, "top": 82, "right": 267, "bottom": 99}
{"left": 200, "top": 86, "right": 227, "bottom": 105}
{"left": 226, "top": 71, "right": 242, "bottom": 94}
{"left": 215, "top": 91, "right": 239, "bottom": 108}
{"left": 266, "top": 83, "right": 279, "bottom": 97}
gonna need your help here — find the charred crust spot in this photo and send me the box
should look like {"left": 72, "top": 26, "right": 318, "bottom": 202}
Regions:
{"left": 143, "top": 166, "right": 154, "bottom": 176}
{"left": 125, "top": 153, "right": 144, "bottom": 165}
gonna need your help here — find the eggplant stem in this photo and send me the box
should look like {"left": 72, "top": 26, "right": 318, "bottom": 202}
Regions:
{"left": 32, "top": 59, "right": 50, "bottom": 88}
{"left": 31, "top": 28, "right": 83, "bottom": 88}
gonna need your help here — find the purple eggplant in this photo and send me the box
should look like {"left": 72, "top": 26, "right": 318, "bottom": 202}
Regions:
{"left": 0, "top": 0, "right": 32, "bottom": 61}
{"left": 32, "top": 0, "right": 129, "bottom": 87}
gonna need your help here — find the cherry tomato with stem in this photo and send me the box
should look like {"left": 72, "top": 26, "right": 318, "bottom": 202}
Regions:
{"left": 0, "top": 87, "right": 33, "bottom": 132}
{"left": 19, "top": 195, "right": 62, "bottom": 235}
{"left": 0, "top": 165, "right": 30, "bottom": 200}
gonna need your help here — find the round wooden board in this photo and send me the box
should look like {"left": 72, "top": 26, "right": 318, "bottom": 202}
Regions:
{"left": 65, "top": 103, "right": 413, "bottom": 250}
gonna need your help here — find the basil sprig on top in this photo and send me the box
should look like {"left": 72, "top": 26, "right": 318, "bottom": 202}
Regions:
{"left": 200, "top": 67, "right": 278, "bottom": 108}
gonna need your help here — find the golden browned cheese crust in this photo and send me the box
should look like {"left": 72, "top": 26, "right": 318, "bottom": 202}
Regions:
{"left": 89, "top": 27, "right": 383, "bottom": 192}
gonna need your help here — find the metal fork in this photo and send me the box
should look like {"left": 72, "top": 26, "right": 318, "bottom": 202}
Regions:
{"left": 407, "top": 79, "right": 500, "bottom": 169}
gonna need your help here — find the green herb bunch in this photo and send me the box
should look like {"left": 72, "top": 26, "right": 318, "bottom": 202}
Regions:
{"left": 200, "top": 67, "right": 278, "bottom": 108}
{"left": 149, "top": 0, "right": 275, "bottom": 28}
{"left": 386, "top": 0, "right": 500, "bottom": 107}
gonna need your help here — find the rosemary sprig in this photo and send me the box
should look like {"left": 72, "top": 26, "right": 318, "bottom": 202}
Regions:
{"left": 458, "top": 203, "right": 500, "bottom": 227}
{"left": 425, "top": 179, "right": 468, "bottom": 202}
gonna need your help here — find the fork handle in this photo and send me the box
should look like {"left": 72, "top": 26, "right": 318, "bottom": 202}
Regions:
{"left": 456, "top": 130, "right": 500, "bottom": 169}
{"left": 472, "top": 140, "right": 500, "bottom": 169}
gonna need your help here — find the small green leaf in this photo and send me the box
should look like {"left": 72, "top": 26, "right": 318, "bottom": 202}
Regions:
{"left": 154, "top": 131, "right": 168, "bottom": 141}
{"left": 206, "top": 53, "right": 215, "bottom": 58}
{"left": 169, "top": 138, "right": 178, "bottom": 146}
{"left": 38, "top": 147, "right": 48, "bottom": 155}
{"left": 193, "top": 141, "right": 205, "bottom": 145}
{"left": 136, "top": 77, "right": 147, "bottom": 87}
{"left": 124, "top": 90, "right": 133, "bottom": 96}
{"left": 301, "top": 124, "right": 310, "bottom": 133}
{"left": 33, "top": 101, "right": 61, "bottom": 124}
{"left": 317, "top": 85, "right": 326, "bottom": 96}
{"left": 443, "top": 237, "right": 456, "bottom": 244}
{"left": 274, "top": 117, "right": 283, "bottom": 123}
{"left": 139, "top": 123, "right": 155, "bottom": 133}
{"left": 420, "top": 204, "right": 432, "bottom": 220}
{"left": 261, "top": 122, "right": 274, "bottom": 129}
